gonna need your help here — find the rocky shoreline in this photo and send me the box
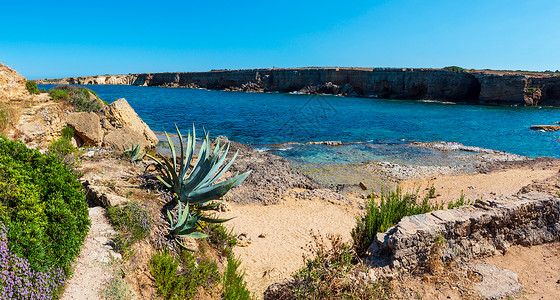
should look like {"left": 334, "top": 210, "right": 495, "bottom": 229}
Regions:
{"left": 35, "top": 67, "right": 560, "bottom": 106}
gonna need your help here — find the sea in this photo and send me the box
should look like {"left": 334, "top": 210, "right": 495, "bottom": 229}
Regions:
{"left": 38, "top": 84, "right": 560, "bottom": 185}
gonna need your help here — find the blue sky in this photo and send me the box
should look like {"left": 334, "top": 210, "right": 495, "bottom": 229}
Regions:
{"left": 2, "top": 0, "right": 559, "bottom": 79}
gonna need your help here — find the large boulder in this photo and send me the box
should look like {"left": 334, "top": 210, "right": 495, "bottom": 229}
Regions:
{"left": 102, "top": 98, "right": 158, "bottom": 150}
{"left": 0, "top": 62, "right": 29, "bottom": 101}
{"left": 67, "top": 112, "right": 103, "bottom": 146}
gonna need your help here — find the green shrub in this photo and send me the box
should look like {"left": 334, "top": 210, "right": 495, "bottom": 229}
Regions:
{"left": 204, "top": 222, "right": 238, "bottom": 257}
{"left": 0, "top": 136, "right": 90, "bottom": 273}
{"left": 351, "top": 187, "right": 443, "bottom": 257}
{"left": 49, "top": 88, "right": 69, "bottom": 102}
{"left": 48, "top": 126, "right": 75, "bottom": 157}
{"left": 49, "top": 86, "right": 104, "bottom": 112}
{"left": 270, "top": 233, "right": 391, "bottom": 299}
{"left": 223, "top": 255, "right": 252, "bottom": 300}
{"left": 447, "top": 191, "right": 471, "bottom": 209}
{"left": 149, "top": 251, "right": 220, "bottom": 299}
{"left": 352, "top": 187, "right": 475, "bottom": 257}
{"left": 26, "top": 80, "right": 40, "bottom": 95}
{"left": 107, "top": 201, "right": 152, "bottom": 254}
{"left": 443, "top": 66, "right": 465, "bottom": 73}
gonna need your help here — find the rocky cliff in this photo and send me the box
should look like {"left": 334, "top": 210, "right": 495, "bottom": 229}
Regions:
{"left": 35, "top": 68, "right": 560, "bottom": 106}
{"left": 0, "top": 62, "right": 30, "bottom": 101}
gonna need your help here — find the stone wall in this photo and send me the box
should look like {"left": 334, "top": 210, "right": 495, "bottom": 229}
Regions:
{"left": 368, "top": 192, "right": 560, "bottom": 272}
{"left": 34, "top": 68, "right": 560, "bottom": 106}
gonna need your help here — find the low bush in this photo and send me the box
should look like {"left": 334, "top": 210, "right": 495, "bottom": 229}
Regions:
{"left": 49, "top": 89, "right": 69, "bottom": 102}
{"left": 352, "top": 187, "right": 474, "bottom": 257}
{"left": 268, "top": 233, "right": 391, "bottom": 299}
{"left": 223, "top": 255, "right": 252, "bottom": 300}
{"left": 443, "top": 66, "right": 465, "bottom": 73}
{"left": 48, "top": 86, "right": 104, "bottom": 112}
{"left": 447, "top": 191, "right": 471, "bottom": 209}
{"left": 48, "top": 126, "right": 75, "bottom": 158}
{"left": 107, "top": 201, "right": 152, "bottom": 254}
{"left": 205, "top": 222, "right": 238, "bottom": 257}
{"left": 0, "top": 222, "right": 66, "bottom": 299}
{"left": 0, "top": 136, "right": 90, "bottom": 297}
{"left": 149, "top": 251, "right": 220, "bottom": 299}
{"left": 26, "top": 80, "right": 40, "bottom": 95}
{"left": 352, "top": 187, "right": 442, "bottom": 257}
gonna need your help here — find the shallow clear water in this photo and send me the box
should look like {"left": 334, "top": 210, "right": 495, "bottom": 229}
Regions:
{"left": 39, "top": 84, "right": 560, "bottom": 160}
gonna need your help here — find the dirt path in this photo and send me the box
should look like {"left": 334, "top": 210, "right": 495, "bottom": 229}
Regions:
{"left": 483, "top": 242, "right": 560, "bottom": 299}
{"left": 61, "top": 206, "right": 121, "bottom": 300}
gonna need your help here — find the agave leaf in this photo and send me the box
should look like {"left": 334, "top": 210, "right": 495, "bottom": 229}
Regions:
{"left": 166, "top": 209, "right": 174, "bottom": 224}
{"left": 195, "top": 143, "right": 230, "bottom": 190}
{"left": 231, "top": 171, "right": 251, "bottom": 188}
{"left": 201, "top": 149, "right": 239, "bottom": 188}
{"left": 181, "top": 177, "right": 238, "bottom": 204}
{"left": 175, "top": 124, "right": 184, "bottom": 178}
{"left": 197, "top": 201, "right": 223, "bottom": 211}
{"left": 199, "top": 216, "right": 233, "bottom": 223}
{"left": 178, "top": 232, "right": 210, "bottom": 239}
{"left": 164, "top": 131, "right": 177, "bottom": 171}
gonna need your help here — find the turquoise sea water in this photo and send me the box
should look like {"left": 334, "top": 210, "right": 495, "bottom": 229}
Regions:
{"left": 39, "top": 85, "right": 560, "bottom": 160}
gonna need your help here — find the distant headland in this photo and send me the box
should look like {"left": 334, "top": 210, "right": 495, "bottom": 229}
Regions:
{"left": 35, "top": 67, "right": 560, "bottom": 106}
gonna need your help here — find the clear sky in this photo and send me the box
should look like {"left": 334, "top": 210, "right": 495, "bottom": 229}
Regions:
{"left": 2, "top": 0, "right": 559, "bottom": 79}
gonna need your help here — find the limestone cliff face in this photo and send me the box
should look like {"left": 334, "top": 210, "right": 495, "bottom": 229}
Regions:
{"left": 0, "top": 62, "right": 30, "bottom": 101}
{"left": 34, "top": 68, "right": 560, "bottom": 106}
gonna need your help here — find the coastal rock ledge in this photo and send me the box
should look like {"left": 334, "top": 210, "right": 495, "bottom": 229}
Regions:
{"left": 368, "top": 192, "right": 560, "bottom": 272}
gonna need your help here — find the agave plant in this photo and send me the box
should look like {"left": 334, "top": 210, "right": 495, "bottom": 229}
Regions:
{"left": 147, "top": 125, "right": 250, "bottom": 241}
{"left": 147, "top": 125, "right": 250, "bottom": 204}
{"left": 123, "top": 143, "right": 146, "bottom": 162}
{"left": 167, "top": 200, "right": 230, "bottom": 240}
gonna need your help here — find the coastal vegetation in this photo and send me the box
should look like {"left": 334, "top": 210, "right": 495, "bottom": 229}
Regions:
{"left": 48, "top": 85, "right": 104, "bottom": 112}
{"left": 122, "top": 143, "right": 146, "bottom": 163}
{"left": 107, "top": 201, "right": 152, "bottom": 255}
{"left": 147, "top": 126, "right": 250, "bottom": 244}
{"left": 0, "top": 136, "right": 90, "bottom": 298}
{"left": 352, "top": 187, "right": 474, "bottom": 257}
{"left": 25, "top": 80, "right": 40, "bottom": 95}
{"left": 147, "top": 221, "right": 252, "bottom": 299}
{"left": 352, "top": 187, "right": 445, "bottom": 257}
{"left": 48, "top": 125, "right": 76, "bottom": 158}
{"left": 443, "top": 66, "right": 466, "bottom": 73}
{"left": 272, "top": 232, "right": 392, "bottom": 299}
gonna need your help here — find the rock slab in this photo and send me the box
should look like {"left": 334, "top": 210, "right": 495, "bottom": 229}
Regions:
{"left": 469, "top": 262, "right": 522, "bottom": 299}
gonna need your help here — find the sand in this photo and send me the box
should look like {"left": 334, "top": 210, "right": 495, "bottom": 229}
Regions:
{"left": 400, "top": 167, "right": 559, "bottom": 205}
{"left": 220, "top": 190, "right": 361, "bottom": 297}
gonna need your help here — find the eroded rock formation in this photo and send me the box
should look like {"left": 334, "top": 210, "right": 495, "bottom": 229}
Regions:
{"left": 0, "top": 62, "right": 30, "bottom": 101}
